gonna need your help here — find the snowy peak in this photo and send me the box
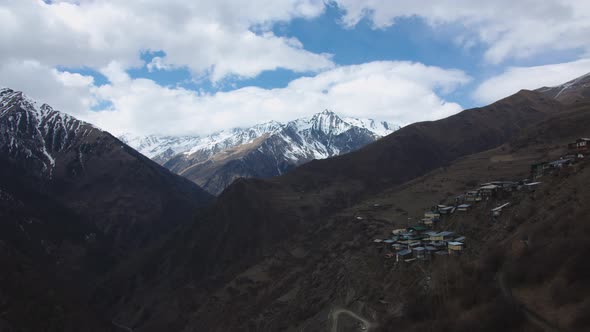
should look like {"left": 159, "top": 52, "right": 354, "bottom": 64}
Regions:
{"left": 122, "top": 110, "right": 399, "bottom": 166}
{"left": 0, "top": 88, "right": 98, "bottom": 175}
{"left": 286, "top": 110, "right": 350, "bottom": 136}
{"left": 287, "top": 109, "right": 398, "bottom": 138}
{"left": 309, "top": 109, "right": 350, "bottom": 135}
{"left": 154, "top": 110, "right": 400, "bottom": 194}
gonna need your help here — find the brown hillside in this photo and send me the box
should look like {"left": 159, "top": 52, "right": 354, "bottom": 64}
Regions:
{"left": 98, "top": 88, "right": 584, "bottom": 331}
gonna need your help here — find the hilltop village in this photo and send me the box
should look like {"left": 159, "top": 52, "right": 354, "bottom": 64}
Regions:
{"left": 372, "top": 137, "right": 589, "bottom": 263}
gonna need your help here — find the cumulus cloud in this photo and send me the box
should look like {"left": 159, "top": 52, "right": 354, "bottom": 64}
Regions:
{"left": 0, "top": 60, "right": 98, "bottom": 117}
{"left": 331, "top": 0, "right": 590, "bottom": 63}
{"left": 91, "top": 61, "right": 469, "bottom": 136}
{"left": 0, "top": 0, "right": 332, "bottom": 81}
{"left": 2, "top": 60, "right": 470, "bottom": 136}
{"left": 473, "top": 58, "right": 590, "bottom": 104}
{"left": 4, "top": 0, "right": 589, "bottom": 139}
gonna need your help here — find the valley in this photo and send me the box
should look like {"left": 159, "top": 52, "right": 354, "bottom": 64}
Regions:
{"left": 92, "top": 76, "right": 590, "bottom": 331}
{"left": 4, "top": 2, "right": 590, "bottom": 331}
{"left": 1, "top": 74, "right": 589, "bottom": 332}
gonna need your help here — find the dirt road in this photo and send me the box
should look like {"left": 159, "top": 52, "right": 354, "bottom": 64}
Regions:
{"left": 329, "top": 308, "right": 374, "bottom": 332}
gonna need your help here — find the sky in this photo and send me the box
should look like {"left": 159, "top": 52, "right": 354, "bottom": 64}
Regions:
{"left": 2, "top": 0, "right": 590, "bottom": 136}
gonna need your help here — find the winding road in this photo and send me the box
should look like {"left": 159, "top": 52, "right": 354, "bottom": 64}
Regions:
{"left": 329, "top": 308, "right": 374, "bottom": 332}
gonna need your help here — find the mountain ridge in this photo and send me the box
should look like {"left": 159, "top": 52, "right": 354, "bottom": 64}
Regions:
{"left": 536, "top": 72, "right": 590, "bottom": 104}
{"left": 2, "top": 72, "right": 590, "bottom": 332}
{"left": 123, "top": 109, "right": 400, "bottom": 194}
{"left": 0, "top": 87, "right": 213, "bottom": 251}
{"left": 99, "top": 84, "right": 572, "bottom": 331}
{"left": 120, "top": 109, "right": 398, "bottom": 163}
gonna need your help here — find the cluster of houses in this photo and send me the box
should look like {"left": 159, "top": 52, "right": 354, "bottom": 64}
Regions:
{"left": 372, "top": 181, "right": 529, "bottom": 263}
{"left": 371, "top": 137, "right": 589, "bottom": 264}
{"left": 374, "top": 226, "right": 466, "bottom": 263}
{"left": 531, "top": 137, "right": 589, "bottom": 179}
{"left": 422, "top": 180, "right": 528, "bottom": 225}
{"left": 372, "top": 178, "right": 535, "bottom": 263}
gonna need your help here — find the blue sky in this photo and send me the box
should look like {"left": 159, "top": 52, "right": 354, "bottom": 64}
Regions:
{"left": 2, "top": 1, "right": 590, "bottom": 136}
{"left": 76, "top": 5, "right": 489, "bottom": 108}
{"left": 67, "top": 2, "right": 584, "bottom": 110}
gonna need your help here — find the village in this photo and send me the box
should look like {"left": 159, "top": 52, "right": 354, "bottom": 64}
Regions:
{"left": 371, "top": 137, "right": 589, "bottom": 264}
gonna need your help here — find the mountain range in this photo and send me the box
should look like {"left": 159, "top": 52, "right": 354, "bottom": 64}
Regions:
{"left": 97, "top": 74, "right": 590, "bottom": 331}
{"left": 121, "top": 110, "right": 399, "bottom": 194}
{"left": 1, "top": 72, "right": 590, "bottom": 332}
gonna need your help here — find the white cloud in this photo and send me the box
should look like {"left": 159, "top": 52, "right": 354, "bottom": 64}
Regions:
{"left": 43, "top": 61, "right": 469, "bottom": 136}
{"left": 331, "top": 0, "right": 590, "bottom": 64}
{"left": 0, "top": 60, "right": 98, "bottom": 117}
{"left": 473, "top": 58, "right": 590, "bottom": 104}
{"left": 0, "top": 0, "right": 332, "bottom": 81}
{"left": 0, "top": 1, "right": 474, "bottom": 138}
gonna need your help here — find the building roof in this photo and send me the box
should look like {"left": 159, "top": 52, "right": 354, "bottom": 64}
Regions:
{"left": 383, "top": 239, "right": 395, "bottom": 244}
{"left": 491, "top": 202, "right": 511, "bottom": 211}
{"left": 479, "top": 184, "right": 499, "bottom": 190}
{"left": 437, "top": 231, "right": 455, "bottom": 237}
{"left": 448, "top": 241, "right": 463, "bottom": 246}
{"left": 525, "top": 182, "right": 542, "bottom": 186}
{"left": 414, "top": 247, "right": 425, "bottom": 251}
{"left": 481, "top": 181, "right": 517, "bottom": 186}
{"left": 425, "top": 246, "right": 437, "bottom": 251}
{"left": 373, "top": 239, "right": 383, "bottom": 243}
{"left": 398, "top": 249, "right": 412, "bottom": 256}
{"left": 454, "top": 236, "right": 466, "bottom": 242}
{"left": 549, "top": 159, "right": 571, "bottom": 166}
{"left": 457, "top": 204, "right": 471, "bottom": 208}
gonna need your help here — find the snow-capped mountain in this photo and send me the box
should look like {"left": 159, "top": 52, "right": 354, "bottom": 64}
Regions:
{"left": 118, "top": 134, "right": 204, "bottom": 164}
{"left": 120, "top": 120, "right": 285, "bottom": 164}
{"left": 127, "top": 110, "right": 399, "bottom": 195}
{"left": 0, "top": 88, "right": 211, "bottom": 250}
{"left": 122, "top": 110, "right": 397, "bottom": 166}
{"left": 0, "top": 88, "right": 100, "bottom": 177}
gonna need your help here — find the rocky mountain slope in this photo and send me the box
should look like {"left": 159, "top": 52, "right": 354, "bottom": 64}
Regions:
{"left": 0, "top": 88, "right": 213, "bottom": 331}
{"left": 122, "top": 110, "right": 399, "bottom": 194}
{"left": 0, "top": 88, "right": 212, "bottom": 249}
{"left": 3, "top": 72, "right": 590, "bottom": 332}
{"left": 97, "top": 74, "right": 583, "bottom": 331}
{"left": 537, "top": 72, "right": 590, "bottom": 104}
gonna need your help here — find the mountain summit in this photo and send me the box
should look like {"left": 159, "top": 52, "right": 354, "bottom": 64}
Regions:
{"left": 0, "top": 88, "right": 212, "bottom": 250}
{"left": 537, "top": 72, "right": 590, "bottom": 104}
{"left": 122, "top": 110, "right": 399, "bottom": 194}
